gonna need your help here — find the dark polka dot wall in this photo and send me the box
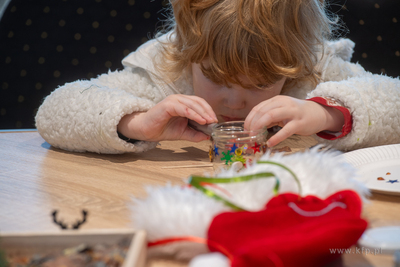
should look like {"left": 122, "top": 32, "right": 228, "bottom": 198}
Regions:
{"left": 0, "top": 0, "right": 399, "bottom": 129}
{"left": 0, "top": 0, "right": 169, "bottom": 129}
{"left": 329, "top": 1, "right": 400, "bottom": 77}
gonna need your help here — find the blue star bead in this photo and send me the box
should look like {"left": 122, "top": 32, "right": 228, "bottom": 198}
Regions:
{"left": 213, "top": 145, "right": 219, "bottom": 156}
{"left": 230, "top": 143, "right": 238, "bottom": 154}
{"left": 387, "top": 180, "right": 399, "bottom": 184}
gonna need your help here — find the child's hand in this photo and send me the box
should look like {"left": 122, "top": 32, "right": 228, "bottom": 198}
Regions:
{"left": 118, "top": 95, "right": 218, "bottom": 142}
{"left": 244, "top": 95, "right": 344, "bottom": 147}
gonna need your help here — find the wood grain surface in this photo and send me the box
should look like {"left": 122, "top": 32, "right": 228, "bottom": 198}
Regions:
{"left": 0, "top": 131, "right": 399, "bottom": 267}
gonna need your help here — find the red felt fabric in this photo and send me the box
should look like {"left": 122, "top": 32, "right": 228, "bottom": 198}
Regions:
{"left": 307, "top": 97, "right": 353, "bottom": 140}
{"left": 207, "top": 190, "right": 367, "bottom": 267}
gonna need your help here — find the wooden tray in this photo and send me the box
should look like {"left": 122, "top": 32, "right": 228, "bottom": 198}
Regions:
{"left": 0, "top": 229, "right": 147, "bottom": 267}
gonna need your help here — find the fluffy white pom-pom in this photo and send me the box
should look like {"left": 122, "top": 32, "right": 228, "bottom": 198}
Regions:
{"left": 189, "top": 252, "right": 230, "bottom": 267}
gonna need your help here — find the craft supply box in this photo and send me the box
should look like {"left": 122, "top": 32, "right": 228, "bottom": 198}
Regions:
{"left": 0, "top": 229, "right": 147, "bottom": 267}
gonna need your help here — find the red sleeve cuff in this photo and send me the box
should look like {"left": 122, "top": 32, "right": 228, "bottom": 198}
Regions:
{"left": 306, "top": 97, "right": 352, "bottom": 140}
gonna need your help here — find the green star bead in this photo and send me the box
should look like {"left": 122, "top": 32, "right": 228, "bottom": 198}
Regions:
{"left": 221, "top": 151, "right": 233, "bottom": 164}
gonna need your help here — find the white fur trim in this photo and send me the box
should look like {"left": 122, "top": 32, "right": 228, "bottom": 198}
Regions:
{"left": 130, "top": 148, "right": 369, "bottom": 258}
{"left": 189, "top": 253, "right": 230, "bottom": 267}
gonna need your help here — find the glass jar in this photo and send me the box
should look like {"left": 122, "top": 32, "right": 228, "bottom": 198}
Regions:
{"left": 210, "top": 121, "right": 268, "bottom": 173}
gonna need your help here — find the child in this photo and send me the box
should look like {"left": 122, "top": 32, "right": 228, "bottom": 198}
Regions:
{"left": 35, "top": 0, "right": 400, "bottom": 154}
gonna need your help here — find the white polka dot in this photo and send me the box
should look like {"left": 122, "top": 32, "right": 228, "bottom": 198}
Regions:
{"left": 71, "top": 59, "right": 79, "bottom": 66}
{"left": 126, "top": 24, "right": 133, "bottom": 31}
{"left": 105, "top": 61, "right": 112, "bottom": 68}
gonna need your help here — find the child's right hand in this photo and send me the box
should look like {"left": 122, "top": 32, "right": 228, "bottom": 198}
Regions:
{"left": 117, "top": 95, "right": 218, "bottom": 142}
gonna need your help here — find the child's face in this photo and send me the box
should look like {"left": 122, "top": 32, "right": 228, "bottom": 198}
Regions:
{"left": 192, "top": 62, "right": 286, "bottom": 122}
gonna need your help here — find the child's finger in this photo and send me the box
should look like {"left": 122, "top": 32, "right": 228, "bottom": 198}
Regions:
{"left": 176, "top": 96, "right": 217, "bottom": 123}
{"left": 245, "top": 101, "right": 281, "bottom": 130}
{"left": 180, "top": 127, "right": 210, "bottom": 142}
{"left": 171, "top": 103, "right": 208, "bottom": 125}
{"left": 247, "top": 106, "right": 290, "bottom": 131}
{"left": 266, "top": 121, "right": 298, "bottom": 147}
{"left": 181, "top": 95, "right": 218, "bottom": 121}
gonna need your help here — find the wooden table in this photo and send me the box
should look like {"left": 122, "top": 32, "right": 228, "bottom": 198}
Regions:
{"left": 1, "top": 130, "right": 399, "bottom": 267}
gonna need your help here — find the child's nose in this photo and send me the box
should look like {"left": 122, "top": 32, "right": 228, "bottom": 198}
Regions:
{"left": 223, "top": 88, "right": 246, "bottom": 110}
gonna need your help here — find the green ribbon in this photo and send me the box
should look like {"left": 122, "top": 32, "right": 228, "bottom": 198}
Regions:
{"left": 257, "top": 160, "right": 302, "bottom": 196}
{"left": 188, "top": 161, "right": 301, "bottom": 211}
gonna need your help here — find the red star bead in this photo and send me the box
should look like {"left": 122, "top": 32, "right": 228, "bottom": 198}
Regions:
{"left": 250, "top": 142, "right": 261, "bottom": 153}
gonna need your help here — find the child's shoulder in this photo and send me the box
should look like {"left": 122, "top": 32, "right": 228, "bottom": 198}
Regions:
{"left": 122, "top": 33, "right": 170, "bottom": 70}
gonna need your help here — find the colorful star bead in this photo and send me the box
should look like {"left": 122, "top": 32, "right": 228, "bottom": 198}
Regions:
{"left": 230, "top": 143, "right": 238, "bottom": 154}
{"left": 221, "top": 151, "right": 233, "bottom": 165}
{"left": 235, "top": 147, "right": 243, "bottom": 156}
{"left": 209, "top": 146, "right": 214, "bottom": 162}
{"left": 387, "top": 180, "right": 399, "bottom": 184}
{"left": 213, "top": 145, "right": 219, "bottom": 156}
{"left": 232, "top": 154, "right": 246, "bottom": 164}
{"left": 250, "top": 142, "right": 261, "bottom": 153}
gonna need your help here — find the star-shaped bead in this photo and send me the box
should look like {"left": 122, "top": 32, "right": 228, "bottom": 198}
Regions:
{"left": 213, "top": 145, "right": 219, "bottom": 156}
{"left": 230, "top": 143, "right": 238, "bottom": 154}
{"left": 250, "top": 142, "right": 261, "bottom": 153}
{"left": 221, "top": 151, "right": 233, "bottom": 165}
{"left": 387, "top": 179, "right": 399, "bottom": 184}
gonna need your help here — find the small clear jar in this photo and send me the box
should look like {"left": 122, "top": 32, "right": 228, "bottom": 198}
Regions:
{"left": 210, "top": 121, "right": 268, "bottom": 173}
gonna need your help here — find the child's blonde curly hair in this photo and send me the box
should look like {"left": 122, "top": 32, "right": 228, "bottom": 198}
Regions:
{"left": 157, "top": 0, "right": 338, "bottom": 89}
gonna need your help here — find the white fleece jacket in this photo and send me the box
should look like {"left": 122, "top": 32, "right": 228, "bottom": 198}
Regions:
{"left": 35, "top": 36, "right": 400, "bottom": 153}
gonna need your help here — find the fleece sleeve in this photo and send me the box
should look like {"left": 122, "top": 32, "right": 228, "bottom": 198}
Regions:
{"left": 308, "top": 57, "right": 400, "bottom": 151}
{"left": 35, "top": 68, "right": 165, "bottom": 154}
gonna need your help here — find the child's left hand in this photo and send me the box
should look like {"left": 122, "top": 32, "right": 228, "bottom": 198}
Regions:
{"left": 244, "top": 95, "right": 344, "bottom": 147}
